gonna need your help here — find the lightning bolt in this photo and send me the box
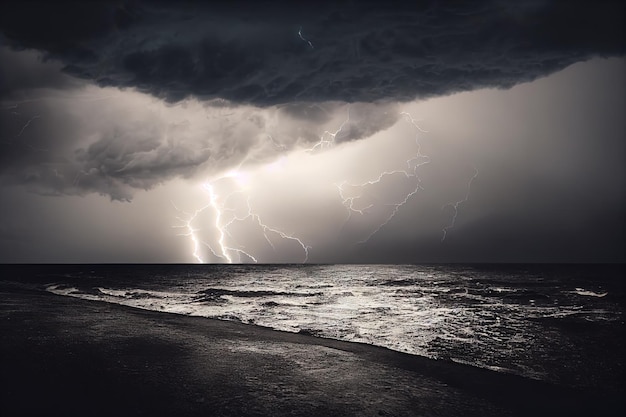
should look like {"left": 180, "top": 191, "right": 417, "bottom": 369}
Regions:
{"left": 298, "top": 26, "right": 314, "bottom": 49}
{"left": 356, "top": 174, "right": 423, "bottom": 245}
{"left": 441, "top": 167, "right": 478, "bottom": 242}
{"left": 335, "top": 111, "right": 431, "bottom": 244}
{"left": 172, "top": 200, "right": 216, "bottom": 263}
{"left": 224, "top": 196, "right": 311, "bottom": 263}
{"left": 176, "top": 169, "right": 310, "bottom": 263}
{"left": 202, "top": 182, "right": 233, "bottom": 262}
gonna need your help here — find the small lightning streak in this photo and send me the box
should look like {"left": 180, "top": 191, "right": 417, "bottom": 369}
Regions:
{"left": 400, "top": 112, "right": 431, "bottom": 175}
{"left": 298, "top": 26, "right": 314, "bottom": 49}
{"left": 358, "top": 182, "right": 423, "bottom": 245}
{"left": 1, "top": 106, "right": 43, "bottom": 151}
{"left": 16, "top": 115, "right": 40, "bottom": 138}
{"left": 399, "top": 112, "right": 428, "bottom": 133}
{"left": 335, "top": 181, "right": 374, "bottom": 219}
{"left": 267, "top": 134, "right": 287, "bottom": 150}
{"left": 1, "top": 106, "right": 40, "bottom": 143}
{"left": 307, "top": 107, "right": 350, "bottom": 153}
{"left": 441, "top": 167, "right": 478, "bottom": 242}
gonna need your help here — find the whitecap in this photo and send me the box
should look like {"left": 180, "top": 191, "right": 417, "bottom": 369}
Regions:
{"left": 572, "top": 288, "right": 608, "bottom": 297}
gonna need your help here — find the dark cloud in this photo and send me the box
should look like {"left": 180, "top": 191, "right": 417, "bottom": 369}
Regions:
{"left": 0, "top": 47, "right": 82, "bottom": 96}
{"left": 1, "top": 0, "right": 622, "bottom": 200}
{"left": 1, "top": 0, "right": 623, "bottom": 106}
{"left": 0, "top": 71, "right": 399, "bottom": 200}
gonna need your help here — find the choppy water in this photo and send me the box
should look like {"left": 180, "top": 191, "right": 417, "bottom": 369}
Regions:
{"left": 12, "top": 264, "right": 626, "bottom": 388}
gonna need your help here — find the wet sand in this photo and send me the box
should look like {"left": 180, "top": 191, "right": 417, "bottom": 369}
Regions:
{"left": 1, "top": 283, "right": 623, "bottom": 417}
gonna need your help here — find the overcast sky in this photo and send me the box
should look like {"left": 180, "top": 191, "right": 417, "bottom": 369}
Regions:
{"left": 0, "top": 0, "right": 624, "bottom": 263}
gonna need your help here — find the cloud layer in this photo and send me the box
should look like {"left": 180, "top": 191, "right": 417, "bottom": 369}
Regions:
{"left": 0, "top": 49, "right": 400, "bottom": 200}
{"left": 1, "top": 0, "right": 622, "bottom": 200}
{"left": 1, "top": 0, "right": 623, "bottom": 106}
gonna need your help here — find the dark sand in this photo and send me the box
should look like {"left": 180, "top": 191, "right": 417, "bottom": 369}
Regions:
{"left": 1, "top": 283, "right": 623, "bottom": 417}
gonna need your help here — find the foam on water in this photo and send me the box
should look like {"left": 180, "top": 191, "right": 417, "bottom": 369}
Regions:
{"left": 572, "top": 288, "right": 609, "bottom": 297}
{"left": 44, "top": 264, "right": 624, "bottom": 387}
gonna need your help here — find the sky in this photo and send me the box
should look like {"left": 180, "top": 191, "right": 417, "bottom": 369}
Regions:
{"left": 0, "top": 0, "right": 624, "bottom": 263}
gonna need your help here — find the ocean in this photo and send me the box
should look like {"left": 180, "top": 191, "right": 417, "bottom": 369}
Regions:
{"left": 8, "top": 263, "right": 625, "bottom": 391}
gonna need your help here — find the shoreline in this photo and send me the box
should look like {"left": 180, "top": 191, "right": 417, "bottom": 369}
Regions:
{"left": 1, "top": 282, "right": 623, "bottom": 416}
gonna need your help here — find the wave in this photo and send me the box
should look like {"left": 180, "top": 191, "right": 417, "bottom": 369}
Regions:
{"left": 194, "top": 287, "right": 323, "bottom": 303}
{"left": 571, "top": 288, "right": 608, "bottom": 298}
{"left": 39, "top": 264, "right": 623, "bottom": 390}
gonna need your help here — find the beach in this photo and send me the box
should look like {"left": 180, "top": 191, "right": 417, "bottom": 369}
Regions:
{"left": 1, "top": 282, "right": 623, "bottom": 417}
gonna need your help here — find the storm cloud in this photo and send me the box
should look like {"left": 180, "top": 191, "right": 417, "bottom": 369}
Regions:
{"left": 1, "top": 0, "right": 623, "bottom": 199}
{"left": 0, "top": 48, "right": 400, "bottom": 200}
{"left": 1, "top": 0, "right": 623, "bottom": 106}
{"left": 0, "top": 1, "right": 623, "bottom": 263}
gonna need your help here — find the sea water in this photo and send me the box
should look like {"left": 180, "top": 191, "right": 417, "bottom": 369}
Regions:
{"left": 24, "top": 264, "right": 624, "bottom": 388}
